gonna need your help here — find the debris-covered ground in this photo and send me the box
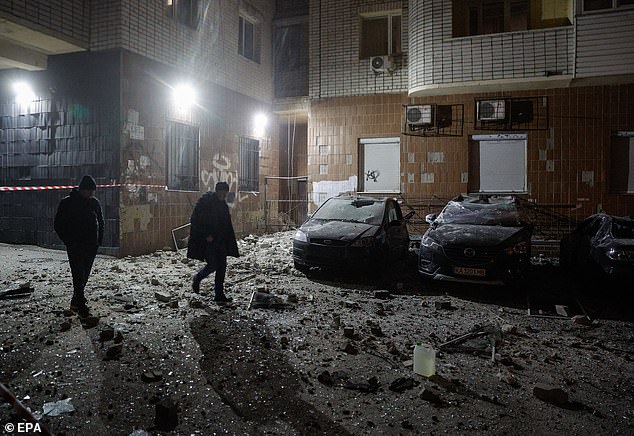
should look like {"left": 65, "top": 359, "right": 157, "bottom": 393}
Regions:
{"left": 1, "top": 232, "right": 633, "bottom": 435}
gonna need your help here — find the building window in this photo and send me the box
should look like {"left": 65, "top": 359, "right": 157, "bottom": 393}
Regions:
{"left": 239, "top": 136, "right": 259, "bottom": 191}
{"left": 359, "top": 12, "right": 401, "bottom": 58}
{"left": 609, "top": 136, "right": 634, "bottom": 193}
{"left": 468, "top": 136, "right": 527, "bottom": 193}
{"left": 167, "top": 0, "right": 200, "bottom": 28}
{"left": 453, "top": 0, "right": 572, "bottom": 37}
{"left": 584, "top": 0, "right": 634, "bottom": 11}
{"left": 239, "top": 15, "right": 260, "bottom": 63}
{"left": 167, "top": 121, "right": 199, "bottom": 191}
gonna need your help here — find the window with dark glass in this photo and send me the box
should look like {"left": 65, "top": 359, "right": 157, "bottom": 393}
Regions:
{"left": 359, "top": 13, "right": 401, "bottom": 58}
{"left": 167, "top": 0, "right": 200, "bottom": 29}
{"left": 239, "top": 137, "right": 259, "bottom": 191}
{"left": 167, "top": 121, "right": 199, "bottom": 191}
{"left": 584, "top": 0, "right": 634, "bottom": 10}
{"left": 239, "top": 16, "right": 260, "bottom": 63}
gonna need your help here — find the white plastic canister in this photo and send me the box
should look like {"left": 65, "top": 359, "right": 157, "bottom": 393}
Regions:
{"left": 413, "top": 342, "right": 436, "bottom": 377}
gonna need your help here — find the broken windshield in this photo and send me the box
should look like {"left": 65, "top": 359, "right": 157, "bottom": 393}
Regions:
{"left": 611, "top": 219, "right": 634, "bottom": 239}
{"left": 436, "top": 201, "right": 523, "bottom": 227}
{"left": 311, "top": 198, "right": 384, "bottom": 225}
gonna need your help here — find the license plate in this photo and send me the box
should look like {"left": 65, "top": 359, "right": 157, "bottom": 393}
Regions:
{"left": 453, "top": 266, "right": 486, "bottom": 277}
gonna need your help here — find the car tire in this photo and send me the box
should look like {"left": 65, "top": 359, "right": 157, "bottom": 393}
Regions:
{"left": 293, "top": 261, "right": 310, "bottom": 274}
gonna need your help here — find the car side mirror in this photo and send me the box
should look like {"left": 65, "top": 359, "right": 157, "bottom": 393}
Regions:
{"left": 403, "top": 211, "right": 415, "bottom": 220}
{"left": 425, "top": 213, "right": 437, "bottom": 224}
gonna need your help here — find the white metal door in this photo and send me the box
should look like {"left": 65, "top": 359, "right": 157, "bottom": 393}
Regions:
{"left": 361, "top": 137, "right": 400, "bottom": 192}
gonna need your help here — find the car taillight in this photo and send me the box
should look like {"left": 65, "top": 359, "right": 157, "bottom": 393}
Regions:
{"left": 607, "top": 248, "right": 628, "bottom": 261}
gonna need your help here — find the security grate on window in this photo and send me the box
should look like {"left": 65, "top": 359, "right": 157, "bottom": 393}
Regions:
{"left": 239, "top": 136, "right": 259, "bottom": 191}
{"left": 167, "top": 121, "right": 199, "bottom": 191}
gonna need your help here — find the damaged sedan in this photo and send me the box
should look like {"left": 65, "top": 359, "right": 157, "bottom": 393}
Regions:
{"left": 292, "top": 195, "right": 410, "bottom": 272}
{"left": 418, "top": 195, "right": 532, "bottom": 285}
{"left": 560, "top": 213, "right": 634, "bottom": 279}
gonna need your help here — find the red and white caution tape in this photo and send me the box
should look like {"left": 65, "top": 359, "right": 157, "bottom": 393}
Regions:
{"left": 0, "top": 184, "right": 167, "bottom": 192}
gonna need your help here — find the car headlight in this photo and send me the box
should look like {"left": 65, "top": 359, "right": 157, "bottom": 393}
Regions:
{"left": 351, "top": 237, "right": 375, "bottom": 247}
{"left": 421, "top": 235, "right": 442, "bottom": 251}
{"left": 607, "top": 248, "right": 628, "bottom": 261}
{"left": 294, "top": 230, "right": 307, "bottom": 243}
{"left": 504, "top": 241, "right": 528, "bottom": 256}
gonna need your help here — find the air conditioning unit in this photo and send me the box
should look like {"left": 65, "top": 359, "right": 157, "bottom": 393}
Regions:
{"left": 406, "top": 105, "right": 433, "bottom": 125}
{"left": 477, "top": 99, "right": 506, "bottom": 121}
{"left": 370, "top": 55, "right": 393, "bottom": 73}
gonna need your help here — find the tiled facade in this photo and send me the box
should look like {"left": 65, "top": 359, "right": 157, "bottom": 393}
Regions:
{"left": 0, "top": 0, "right": 279, "bottom": 256}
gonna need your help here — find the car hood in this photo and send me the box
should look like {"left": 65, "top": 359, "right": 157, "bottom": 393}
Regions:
{"left": 427, "top": 224, "right": 528, "bottom": 246}
{"left": 301, "top": 220, "right": 378, "bottom": 241}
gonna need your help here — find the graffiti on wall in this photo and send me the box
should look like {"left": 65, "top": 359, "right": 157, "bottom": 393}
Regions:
{"left": 201, "top": 153, "right": 256, "bottom": 206}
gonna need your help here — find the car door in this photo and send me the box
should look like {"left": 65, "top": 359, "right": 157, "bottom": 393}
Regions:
{"left": 385, "top": 200, "right": 410, "bottom": 259}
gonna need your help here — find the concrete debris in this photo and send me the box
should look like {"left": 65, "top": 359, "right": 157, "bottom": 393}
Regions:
{"left": 150, "top": 277, "right": 160, "bottom": 286}
{"left": 154, "top": 291, "right": 171, "bottom": 303}
{"left": 572, "top": 315, "right": 592, "bottom": 326}
{"left": 248, "top": 291, "right": 286, "bottom": 309}
{"left": 555, "top": 305, "right": 569, "bottom": 317}
{"left": 497, "top": 369, "right": 521, "bottom": 387}
{"left": 0, "top": 284, "right": 34, "bottom": 300}
{"left": 286, "top": 294, "right": 299, "bottom": 303}
{"left": 374, "top": 290, "right": 391, "bottom": 300}
{"left": 389, "top": 377, "right": 418, "bottom": 393}
{"left": 80, "top": 316, "right": 99, "bottom": 329}
{"left": 99, "top": 327, "right": 115, "bottom": 342}
{"left": 435, "top": 301, "right": 452, "bottom": 310}
{"left": 42, "top": 398, "right": 75, "bottom": 417}
{"left": 141, "top": 370, "right": 163, "bottom": 383}
{"left": 533, "top": 383, "right": 568, "bottom": 405}
{"left": 59, "top": 321, "right": 71, "bottom": 332}
{"left": 104, "top": 344, "right": 123, "bottom": 361}
{"left": 343, "top": 327, "right": 355, "bottom": 339}
{"left": 342, "top": 341, "right": 358, "bottom": 355}
{"left": 420, "top": 387, "right": 442, "bottom": 403}
{"left": 501, "top": 324, "right": 518, "bottom": 335}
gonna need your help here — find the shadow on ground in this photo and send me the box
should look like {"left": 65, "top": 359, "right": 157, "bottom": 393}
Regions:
{"left": 190, "top": 309, "right": 351, "bottom": 434}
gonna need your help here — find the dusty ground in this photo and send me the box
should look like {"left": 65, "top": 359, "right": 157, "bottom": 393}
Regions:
{"left": 1, "top": 232, "right": 633, "bottom": 435}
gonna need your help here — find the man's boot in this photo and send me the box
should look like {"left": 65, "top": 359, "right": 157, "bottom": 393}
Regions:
{"left": 213, "top": 287, "right": 232, "bottom": 303}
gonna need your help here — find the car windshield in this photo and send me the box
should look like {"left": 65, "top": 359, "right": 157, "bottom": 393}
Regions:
{"left": 611, "top": 219, "right": 634, "bottom": 239}
{"left": 311, "top": 198, "right": 384, "bottom": 225}
{"left": 436, "top": 201, "right": 523, "bottom": 226}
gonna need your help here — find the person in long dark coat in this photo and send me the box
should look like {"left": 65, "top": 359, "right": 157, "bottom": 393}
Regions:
{"left": 54, "top": 175, "right": 104, "bottom": 316}
{"left": 187, "top": 181, "right": 239, "bottom": 302}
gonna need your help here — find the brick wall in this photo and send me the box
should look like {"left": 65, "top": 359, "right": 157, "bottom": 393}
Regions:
{"left": 309, "top": 0, "right": 408, "bottom": 99}
{"left": 91, "top": 0, "right": 274, "bottom": 104}
{"left": 0, "top": 0, "right": 90, "bottom": 46}
{"left": 307, "top": 84, "right": 634, "bottom": 224}
{"left": 119, "top": 50, "right": 278, "bottom": 255}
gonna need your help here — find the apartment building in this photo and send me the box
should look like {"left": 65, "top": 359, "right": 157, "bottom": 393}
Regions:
{"left": 0, "top": 0, "right": 277, "bottom": 255}
{"left": 275, "top": 0, "right": 634, "bottom": 241}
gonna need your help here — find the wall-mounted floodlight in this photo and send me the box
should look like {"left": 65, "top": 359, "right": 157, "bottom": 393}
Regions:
{"left": 253, "top": 112, "right": 268, "bottom": 137}
{"left": 13, "top": 81, "right": 36, "bottom": 105}
{"left": 172, "top": 83, "right": 196, "bottom": 110}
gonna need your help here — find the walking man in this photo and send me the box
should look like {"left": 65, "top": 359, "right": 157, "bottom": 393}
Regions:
{"left": 54, "top": 175, "right": 104, "bottom": 316}
{"left": 187, "top": 181, "right": 239, "bottom": 302}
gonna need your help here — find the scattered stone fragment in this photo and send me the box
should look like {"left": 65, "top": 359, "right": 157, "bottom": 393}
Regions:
{"left": 533, "top": 383, "right": 568, "bottom": 405}
{"left": 497, "top": 369, "right": 521, "bottom": 387}
{"left": 502, "top": 324, "right": 518, "bottom": 335}
{"left": 420, "top": 387, "right": 442, "bottom": 403}
{"left": 151, "top": 277, "right": 160, "bottom": 286}
{"left": 168, "top": 300, "right": 179, "bottom": 309}
{"left": 190, "top": 299, "right": 204, "bottom": 309}
{"left": 389, "top": 377, "right": 417, "bottom": 393}
{"left": 403, "top": 360, "right": 413, "bottom": 368}
{"left": 344, "top": 300, "right": 360, "bottom": 309}
{"left": 155, "top": 396, "right": 178, "bottom": 431}
{"left": 155, "top": 291, "right": 171, "bottom": 303}
{"left": 104, "top": 344, "right": 123, "bottom": 361}
{"left": 572, "top": 315, "right": 592, "bottom": 326}
{"left": 342, "top": 341, "right": 358, "bottom": 355}
{"left": 286, "top": 294, "right": 299, "bottom": 303}
{"left": 374, "top": 290, "right": 391, "bottom": 300}
{"left": 555, "top": 305, "right": 569, "bottom": 317}
{"left": 113, "top": 331, "right": 124, "bottom": 344}
{"left": 435, "top": 301, "right": 452, "bottom": 310}
{"left": 81, "top": 316, "right": 100, "bottom": 329}
{"left": 343, "top": 327, "right": 355, "bottom": 339}
{"left": 141, "top": 370, "right": 163, "bottom": 383}
{"left": 370, "top": 325, "right": 383, "bottom": 336}
{"left": 59, "top": 321, "right": 71, "bottom": 332}
{"left": 99, "top": 327, "right": 115, "bottom": 342}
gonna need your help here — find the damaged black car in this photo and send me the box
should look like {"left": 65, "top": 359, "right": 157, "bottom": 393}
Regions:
{"left": 418, "top": 195, "right": 532, "bottom": 285}
{"left": 292, "top": 195, "right": 410, "bottom": 272}
{"left": 560, "top": 213, "right": 634, "bottom": 279}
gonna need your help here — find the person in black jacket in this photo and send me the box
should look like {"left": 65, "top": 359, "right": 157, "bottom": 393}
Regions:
{"left": 187, "top": 181, "right": 239, "bottom": 303}
{"left": 54, "top": 175, "right": 104, "bottom": 316}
